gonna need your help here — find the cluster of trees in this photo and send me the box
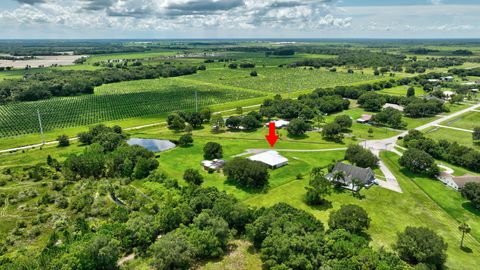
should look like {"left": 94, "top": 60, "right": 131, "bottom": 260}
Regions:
{"left": 225, "top": 111, "right": 262, "bottom": 131}
{"left": 260, "top": 93, "right": 349, "bottom": 122}
{"left": 167, "top": 109, "right": 212, "bottom": 132}
{"left": 462, "top": 182, "right": 480, "bottom": 209}
{"left": 373, "top": 107, "right": 406, "bottom": 129}
{"left": 345, "top": 145, "right": 379, "bottom": 168}
{"left": 223, "top": 158, "right": 269, "bottom": 189}
{"left": 290, "top": 50, "right": 406, "bottom": 69}
{"left": 320, "top": 115, "right": 353, "bottom": 142}
{"left": 265, "top": 48, "right": 295, "bottom": 56}
{"left": 402, "top": 130, "right": 480, "bottom": 173}
{"left": 0, "top": 64, "right": 198, "bottom": 103}
{"left": 64, "top": 124, "right": 158, "bottom": 180}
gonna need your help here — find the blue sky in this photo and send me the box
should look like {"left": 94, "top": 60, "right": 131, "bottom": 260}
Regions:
{"left": 0, "top": 0, "right": 479, "bottom": 39}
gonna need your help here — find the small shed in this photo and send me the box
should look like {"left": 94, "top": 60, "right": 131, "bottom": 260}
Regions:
{"left": 201, "top": 159, "right": 226, "bottom": 171}
{"left": 248, "top": 150, "right": 288, "bottom": 169}
{"left": 356, "top": 114, "right": 373, "bottom": 124}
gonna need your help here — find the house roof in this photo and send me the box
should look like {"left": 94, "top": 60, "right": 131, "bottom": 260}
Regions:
{"left": 452, "top": 175, "right": 480, "bottom": 189}
{"left": 248, "top": 150, "right": 288, "bottom": 167}
{"left": 267, "top": 120, "right": 290, "bottom": 128}
{"left": 357, "top": 114, "right": 373, "bottom": 122}
{"left": 327, "top": 162, "right": 375, "bottom": 185}
{"left": 382, "top": 103, "right": 404, "bottom": 112}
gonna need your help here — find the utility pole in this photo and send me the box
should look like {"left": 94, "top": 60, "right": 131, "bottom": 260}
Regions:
{"left": 195, "top": 91, "right": 198, "bottom": 112}
{"left": 37, "top": 108, "right": 45, "bottom": 145}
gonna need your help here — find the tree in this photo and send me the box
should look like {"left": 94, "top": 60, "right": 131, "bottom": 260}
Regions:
{"left": 226, "top": 116, "right": 242, "bottom": 130}
{"left": 149, "top": 233, "right": 195, "bottom": 270}
{"left": 186, "top": 112, "right": 203, "bottom": 128}
{"left": 322, "top": 123, "right": 343, "bottom": 142}
{"left": 133, "top": 157, "right": 159, "bottom": 179}
{"left": 358, "top": 92, "right": 386, "bottom": 112}
{"left": 407, "top": 87, "right": 415, "bottom": 97}
{"left": 368, "top": 127, "right": 374, "bottom": 137}
{"left": 305, "top": 170, "right": 332, "bottom": 205}
{"left": 399, "top": 148, "right": 439, "bottom": 176}
{"left": 199, "top": 108, "right": 212, "bottom": 123}
{"left": 473, "top": 127, "right": 480, "bottom": 144}
{"left": 57, "top": 134, "right": 70, "bottom": 147}
{"left": 236, "top": 106, "right": 243, "bottom": 115}
{"left": 240, "top": 115, "right": 260, "bottom": 131}
{"left": 374, "top": 108, "right": 405, "bottom": 129}
{"left": 287, "top": 118, "right": 310, "bottom": 136}
{"left": 183, "top": 169, "right": 204, "bottom": 186}
{"left": 328, "top": 204, "right": 371, "bottom": 234}
{"left": 169, "top": 114, "right": 186, "bottom": 132}
{"left": 184, "top": 124, "right": 193, "bottom": 134}
{"left": 334, "top": 115, "right": 352, "bottom": 130}
{"left": 461, "top": 182, "right": 480, "bottom": 209}
{"left": 458, "top": 222, "right": 471, "bottom": 248}
{"left": 223, "top": 158, "right": 269, "bottom": 189}
{"left": 178, "top": 134, "right": 193, "bottom": 147}
{"left": 210, "top": 114, "right": 225, "bottom": 133}
{"left": 332, "top": 170, "right": 346, "bottom": 188}
{"left": 250, "top": 71, "right": 258, "bottom": 77}
{"left": 394, "top": 226, "right": 447, "bottom": 269}
{"left": 345, "top": 144, "right": 378, "bottom": 168}
{"left": 203, "top": 142, "right": 223, "bottom": 160}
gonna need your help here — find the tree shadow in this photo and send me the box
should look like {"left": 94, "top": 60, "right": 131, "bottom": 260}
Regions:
{"left": 461, "top": 246, "right": 473, "bottom": 253}
{"left": 224, "top": 178, "right": 267, "bottom": 194}
{"left": 286, "top": 133, "right": 309, "bottom": 140}
{"left": 461, "top": 202, "right": 480, "bottom": 217}
{"left": 307, "top": 200, "right": 333, "bottom": 211}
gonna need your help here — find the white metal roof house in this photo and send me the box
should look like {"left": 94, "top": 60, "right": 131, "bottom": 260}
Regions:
{"left": 201, "top": 159, "right": 226, "bottom": 171}
{"left": 356, "top": 114, "right": 373, "bottom": 124}
{"left": 266, "top": 120, "right": 290, "bottom": 128}
{"left": 248, "top": 150, "right": 288, "bottom": 169}
{"left": 382, "top": 103, "right": 404, "bottom": 112}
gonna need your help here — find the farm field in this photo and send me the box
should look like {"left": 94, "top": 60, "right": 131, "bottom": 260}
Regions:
{"left": 377, "top": 85, "right": 427, "bottom": 97}
{"left": 185, "top": 67, "right": 379, "bottom": 94}
{"left": 0, "top": 77, "right": 264, "bottom": 138}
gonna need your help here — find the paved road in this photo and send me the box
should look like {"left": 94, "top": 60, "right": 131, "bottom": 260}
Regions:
{"left": 233, "top": 147, "right": 348, "bottom": 157}
{"left": 363, "top": 102, "right": 480, "bottom": 193}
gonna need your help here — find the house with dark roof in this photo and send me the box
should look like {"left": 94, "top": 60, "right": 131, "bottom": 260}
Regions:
{"left": 326, "top": 162, "right": 376, "bottom": 191}
{"left": 437, "top": 172, "right": 480, "bottom": 190}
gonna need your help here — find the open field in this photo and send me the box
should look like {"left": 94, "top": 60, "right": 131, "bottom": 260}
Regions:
{"left": 424, "top": 126, "right": 479, "bottom": 149}
{"left": 441, "top": 111, "right": 480, "bottom": 131}
{"left": 377, "top": 85, "right": 427, "bottom": 97}
{"left": 0, "top": 55, "right": 85, "bottom": 68}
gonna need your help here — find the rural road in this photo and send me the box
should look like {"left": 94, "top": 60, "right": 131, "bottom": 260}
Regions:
{"left": 363, "top": 101, "right": 480, "bottom": 193}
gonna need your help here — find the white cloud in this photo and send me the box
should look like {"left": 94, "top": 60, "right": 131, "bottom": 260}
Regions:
{"left": 430, "top": 0, "right": 442, "bottom": 5}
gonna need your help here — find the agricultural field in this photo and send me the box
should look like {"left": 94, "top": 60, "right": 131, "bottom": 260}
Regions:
{"left": 185, "top": 67, "right": 379, "bottom": 94}
{"left": 0, "top": 77, "right": 263, "bottom": 137}
{"left": 377, "top": 85, "right": 427, "bottom": 97}
{"left": 424, "top": 126, "right": 479, "bottom": 149}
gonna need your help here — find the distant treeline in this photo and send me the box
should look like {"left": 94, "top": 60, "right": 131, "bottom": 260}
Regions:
{"left": 0, "top": 64, "right": 198, "bottom": 103}
{"left": 290, "top": 51, "right": 406, "bottom": 68}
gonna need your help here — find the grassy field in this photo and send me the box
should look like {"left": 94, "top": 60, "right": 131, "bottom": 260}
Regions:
{"left": 424, "top": 126, "right": 478, "bottom": 149}
{"left": 441, "top": 111, "right": 479, "bottom": 131}
{"left": 377, "top": 85, "right": 426, "bottom": 97}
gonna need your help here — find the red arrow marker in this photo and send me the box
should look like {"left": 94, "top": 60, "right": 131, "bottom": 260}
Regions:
{"left": 265, "top": 122, "right": 279, "bottom": 147}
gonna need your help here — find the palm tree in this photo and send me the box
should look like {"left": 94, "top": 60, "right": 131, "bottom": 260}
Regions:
{"left": 458, "top": 222, "right": 471, "bottom": 248}
{"left": 332, "top": 171, "right": 346, "bottom": 187}
{"left": 351, "top": 178, "right": 364, "bottom": 196}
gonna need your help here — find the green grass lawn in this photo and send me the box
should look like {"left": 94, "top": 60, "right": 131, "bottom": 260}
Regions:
{"left": 441, "top": 111, "right": 479, "bottom": 130}
{"left": 378, "top": 86, "right": 426, "bottom": 97}
{"left": 424, "top": 126, "right": 478, "bottom": 150}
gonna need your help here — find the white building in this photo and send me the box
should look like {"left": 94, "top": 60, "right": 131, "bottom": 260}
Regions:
{"left": 266, "top": 120, "right": 290, "bottom": 128}
{"left": 383, "top": 103, "right": 404, "bottom": 112}
{"left": 248, "top": 150, "right": 288, "bottom": 169}
{"left": 437, "top": 172, "right": 480, "bottom": 191}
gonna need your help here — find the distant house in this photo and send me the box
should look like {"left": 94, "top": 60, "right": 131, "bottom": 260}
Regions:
{"left": 437, "top": 173, "right": 480, "bottom": 191}
{"left": 470, "top": 88, "right": 479, "bottom": 93}
{"left": 461, "top": 82, "right": 476, "bottom": 86}
{"left": 201, "top": 159, "right": 226, "bottom": 171}
{"left": 428, "top": 79, "right": 440, "bottom": 83}
{"left": 266, "top": 120, "right": 290, "bottom": 128}
{"left": 441, "top": 76, "right": 454, "bottom": 82}
{"left": 383, "top": 103, "right": 404, "bottom": 112}
{"left": 248, "top": 150, "right": 288, "bottom": 169}
{"left": 326, "top": 162, "right": 376, "bottom": 191}
{"left": 356, "top": 114, "right": 373, "bottom": 124}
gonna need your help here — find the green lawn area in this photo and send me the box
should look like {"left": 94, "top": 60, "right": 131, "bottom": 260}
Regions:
{"left": 424, "top": 126, "right": 478, "bottom": 150}
{"left": 441, "top": 111, "right": 479, "bottom": 131}
{"left": 85, "top": 50, "right": 180, "bottom": 64}
{"left": 378, "top": 86, "right": 426, "bottom": 97}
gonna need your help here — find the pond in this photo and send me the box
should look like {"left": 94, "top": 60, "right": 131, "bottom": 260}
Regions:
{"left": 126, "top": 138, "right": 176, "bottom": 152}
